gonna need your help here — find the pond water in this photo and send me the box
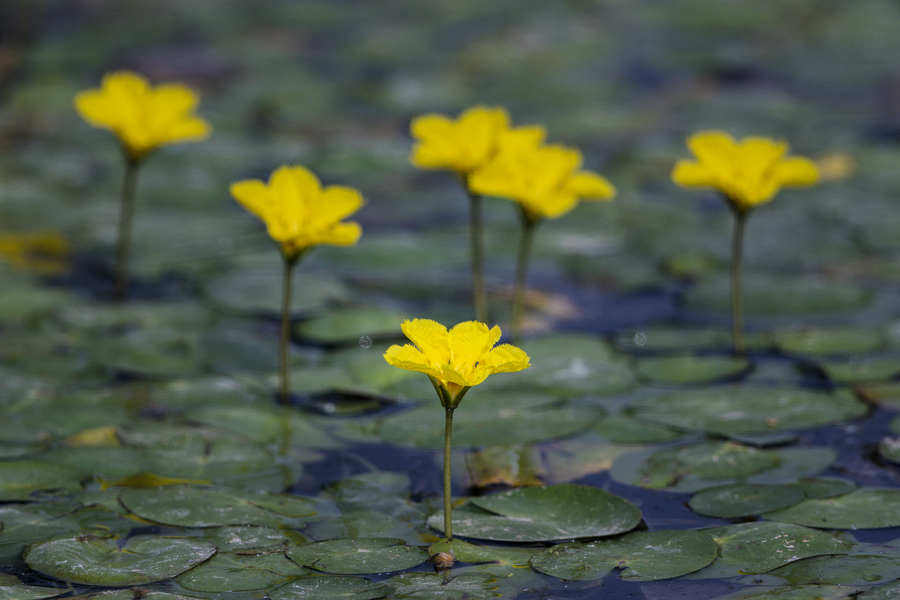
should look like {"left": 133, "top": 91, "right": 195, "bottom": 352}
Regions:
{"left": 3, "top": 0, "right": 900, "bottom": 599}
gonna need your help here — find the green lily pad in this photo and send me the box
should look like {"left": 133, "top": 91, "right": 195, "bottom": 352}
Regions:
{"left": 295, "top": 305, "right": 405, "bottom": 345}
{"left": 684, "top": 276, "right": 870, "bottom": 317}
{"left": 177, "top": 552, "right": 307, "bottom": 592}
{"left": 0, "top": 573, "right": 65, "bottom": 600}
{"left": 382, "top": 571, "right": 501, "bottom": 600}
{"left": 769, "top": 555, "right": 900, "bottom": 586}
{"left": 119, "top": 486, "right": 295, "bottom": 528}
{"left": 186, "top": 405, "right": 342, "bottom": 449}
{"left": 530, "top": 529, "right": 718, "bottom": 581}
{"left": 765, "top": 489, "right": 900, "bottom": 529}
{"left": 196, "top": 329, "right": 280, "bottom": 374}
{"left": 634, "top": 354, "right": 751, "bottom": 384}
{"left": 794, "top": 477, "right": 857, "bottom": 499}
{"left": 689, "top": 483, "right": 806, "bottom": 518}
{"left": 428, "top": 538, "right": 537, "bottom": 567}
{"left": 286, "top": 538, "right": 427, "bottom": 575}
{"left": 714, "top": 584, "right": 861, "bottom": 599}
{"left": 377, "top": 396, "right": 603, "bottom": 448}
{"left": 0, "top": 459, "right": 85, "bottom": 500}
{"left": 632, "top": 386, "right": 868, "bottom": 435}
{"left": 592, "top": 413, "right": 685, "bottom": 443}
{"left": 0, "top": 502, "right": 130, "bottom": 562}
{"left": 858, "top": 579, "right": 900, "bottom": 599}
{"left": 814, "top": 355, "right": 900, "bottom": 385}
{"left": 93, "top": 328, "right": 200, "bottom": 379}
{"left": 612, "top": 326, "right": 732, "bottom": 354}
{"left": 269, "top": 576, "right": 394, "bottom": 600}
{"left": 512, "top": 334, "right": 636, "bottom": 396}
{"left": 40, "top": 447, "right": 143, "bottom": 481}
{"left": 703, "top": 521, "right": 853, "bottom": 576}
{"left": 879, "top": 437, "right": 900, "bottom": 464}
{"left": 199, "top": 525, "right": 309, "bottom": 553}
{"left": 774, "top": 326, "right": 884, "bottom": 356}
{"left": 205, "top": 268, "right": 350, "bottom": 316}
{"left": 611, "top": 444, "right": 836, "bottom": 492}
{"left": 23, "top": 534, "right": 216, "bottom": 587}
{"left": 428, "top": 484, "right": 641, "bottom": 542}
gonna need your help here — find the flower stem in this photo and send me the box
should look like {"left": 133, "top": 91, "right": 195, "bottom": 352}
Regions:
{"left": 512, "top": 212, "right": 538, "bottom": 343}
{"left": 730, "top": 211, "right": 747, "bottom": 356}
{"left": 443, "top": 406, "right": 455, "bottom": 540}
{"left": 114, "top": 157, "right": 140, "bottom": 300}
{"left": 279, "top": 255, "right": 297, "bottom": 405}
{"left": 466, "top": 187, "right": 488, "bottom": 323}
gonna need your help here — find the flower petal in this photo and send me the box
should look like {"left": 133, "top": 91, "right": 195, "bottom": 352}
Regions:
{"left": 481, "top": 344, "right": 531, "bottom": 373}
{"left": 384, "top": 344, "right": 442, "bottom": 379}
{"left": 400, "top": 319, "right": 450, "bottom": 367}
{"left": 774, "top": 156, "right": 820, "bottom": 187}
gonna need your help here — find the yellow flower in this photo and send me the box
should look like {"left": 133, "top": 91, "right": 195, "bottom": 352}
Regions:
{"left": 384, "top": 319, "right": 530, "bottom": 408}
{"left": 671, "top": 131, "right": 820, "bottom": 213}
{"left": 74, "top": 71, "right": 211, "bottom": 161}
{"left": 230, "top": 165, "right": 363, "bottom": 262}
{"left": 410, "top": 105, "right": 544, "bottom": 175}
{"left": 0, "top": 231, "right": 68, "bottom": 274}
{"left": 468, "top": 136, "right": 616, "bottom": 221}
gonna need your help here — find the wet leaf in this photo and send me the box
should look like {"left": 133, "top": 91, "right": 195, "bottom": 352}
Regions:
{"left": 176, "top": 551, "right": 307, "bottom": 592}
{"left": 428, "top": 484, "right": 641, "bottom": 542}
{"left": 765, "top": 489, "right": 900, "bottom": 529}
{"left": 774, "top": 326, "right": 884, "bottom": 356}
{"left": 268, "top": 576, "right": 394, "bottom": 600}
{"left": 530, "top": 529, "right": 718, "bottom": 581}
{"left": 286, "top": 538, "right": 427, "bottom": 575}
{"left": 634, "top": 354, "right": 751, "bottom": 384}
{"left": 24, "top": 535, "right": 216, "bottom": 587}
{"left": 689, "top": 483, "right": 805, "bottom": 518}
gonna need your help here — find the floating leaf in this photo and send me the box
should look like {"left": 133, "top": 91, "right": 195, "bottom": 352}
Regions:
{"left": 612, "top": 326, "right": 732, "bottom": 354}
{"left": 704, "top": 521, "right": 853, "bottom": 575}
{"left": 684, "top": 277, "right": 870, "bottom": 317}
{"left": 765, "top": 489, "right": 900, "bottom": 529}
{"left": 0, "top": 573, "right": 65, "bottom": 600}
{"left": 295, "top": 305, "right": 405, "bottom": 345}
{"left": 378, "top": 397, "right": 603, "bottom": 449}
{"left": 382, "top": 571, "right": 500, "bottom": 600}
{"left": 119, "top": 486, "right": 295, "bottom": 528}
{"left": 93, "top": 328, "right": 200, "bottom": 379}
{"left": 634, "top": 354, "right": 751, "bottom": 384}
{"left": 592, "top": 413, "right": 684, "bottom": 444}
{"left": 24, "top": 534, "right": 216, "bottom": 587}
{"left": 632, "top": 386, "right": 867, "bottom": 436}
{"left": 205, "top": 268, "right": 350, "bottom": 316}
{"left": 427, "top": 538, "right": 537, "bottom": 567}
{"left": 530, "top": 530, "right": 717, "bottom": 581}
{"left": 177, "top": 552, "right": 307, "bottom": 592}
{"left": 186, "top": 405, "right": 342, "bottom": 449}
{"left": 269, "top": 576, "right": 394, "bottom": 600}
{"left": 0, "top": 502, "right": 130, "bottom": 562}
{"left": 769, "top": 555, "right": 900, "bottom": 586}
{"left": 689, "top": 483, "right": 805, "bottom": 518}
{"left": 0, "top": 460, "right": 85, "bottom": 501}
{"left": 814, "top": 356, "right": 900, "bottom": 385}
{"left": 286, "top": 538, "right": 427, "bottom": 575}
{"left": 428, "top": 484, "right": 641, "bottom": 542}
{"left": 774, "top": 326, "right": 884, "bottom": 356}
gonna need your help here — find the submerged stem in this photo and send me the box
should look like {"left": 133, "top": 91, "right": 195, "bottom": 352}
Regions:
{"left": 443, "top": 406, "right": 455, "bottom": 540}
{"left": 512, "top": 212, "right": 538, "bottom": 343}
{"left": 114, "top": 157, "right": 141, "bottom": 300}
{"left": 730, "top": 211, "right": 747, "bottom": 356}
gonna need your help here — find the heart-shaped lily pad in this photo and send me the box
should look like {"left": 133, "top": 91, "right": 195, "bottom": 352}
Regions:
{"left": 176, "top": 552, "right": 307, "bottom": 592}
{"left": 119, "top": 486, "right": 297, "bottom": 528}
{"left": 427, "top": 484, "right": 641, "bottom": 542}
{"left": 295, "top": 305, "right": 405, "bottom": 345}
{"left": 23, "top": 534, "right": 216, "bottom": 586}
{"left": 704, "top": 521, "right": 854, "bottom": 575}
{"left": 0, "top": 459, "right": 86, "bottom": 500}
{"left": 286, "top": 538, "right": 427, "bottom": 574}
{"left": 530, "top": 529, "right": 718, "bottom": 581}
{"left": 764, "top": 489, "right": 900, "bottom": 529}
{"left": 689, "top": 483, "right": 806, "bottom": 518}
{"left": 268, "top": 576, "right": 394, "bottom": 600}
{"left": 631, "top": 386, "right": 867, "bottom": 435}
{"left": 377, "top": 397, "right": 603, "bottom": 449}
{"left": 634, "top": 354, "right": 751, "bottom": 384}
{"left": 773, "top": 326, "right": 884, "bottom": 356}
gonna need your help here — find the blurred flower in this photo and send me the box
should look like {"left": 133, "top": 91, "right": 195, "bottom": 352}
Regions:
{"left": 384, "top": 319, "right": 530, "bottom": 409}
{"left": 410, "top": 105, "right": 544, "bottom": 175}
{"left": 671, "top": 131, "right": 819, "bottom": 213}
{"left": 74, "top": 70, "right": 210, "bottom": 161}
{"left": 230, "top": 165, "right": 364, "bottom": 263}
{"left": 815, "top": 153, "right": 855, "bottom": 182}
{"left": 0, "top": 231, "right": 67, "bottom": 274}
{"left": 468, "top": 137, "right": 616, "bottom": 221}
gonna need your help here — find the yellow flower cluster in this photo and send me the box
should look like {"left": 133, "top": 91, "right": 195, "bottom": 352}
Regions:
{"left": 410, "top": 106, "right": 616, "bottom": 221}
